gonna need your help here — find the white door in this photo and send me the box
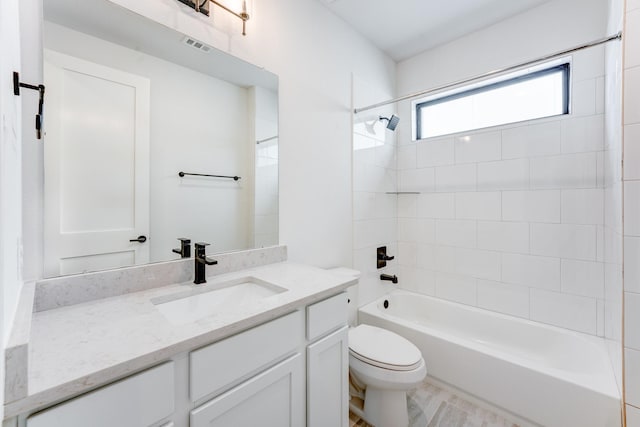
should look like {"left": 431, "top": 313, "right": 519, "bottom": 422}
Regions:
{"left": 307, "top": 326, "right": 349, "bottom": 427}
{"left": 43, "top": 50, "right": 150, "bottom": 277}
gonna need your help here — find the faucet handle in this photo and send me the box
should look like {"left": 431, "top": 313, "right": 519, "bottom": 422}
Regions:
{"left": 194, "top": 242, "right": 216, "bottom": 265}
{"left": 172, "top": 238, "right": 191, "bottom": 258}
{"left": 200, "top": 256, "right": 218, "bottom": 266}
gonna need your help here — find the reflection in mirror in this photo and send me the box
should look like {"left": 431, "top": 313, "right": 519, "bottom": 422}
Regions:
{"left": 42, "top": 0, "right": 278, "bottom": 278}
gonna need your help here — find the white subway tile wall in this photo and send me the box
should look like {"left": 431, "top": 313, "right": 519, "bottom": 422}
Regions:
{"left": 530, "top": 288, "right": 598, "bottom": 334}
{"left": 626, "top": 9, "right": 640, "bottom": 69}
{"left": 352, "top": 77, "right": 399, "bottom": 309}
{"left": 417, "top": 137, "right": 455, "bottom": 167}
{"left": 395, "top": 48, "right": 611, "bottom": 335}
{"left": 626, "top": 68, "right": 640, "bottom": 125}
{"left": 626, "top": 348, "right": 640, "bottom": 408}
{"left": 502, "top": 190, "right": 561, "bottom": 223}
{"left": 501, "top": 121, "right": 561, "bottom": 159}
{"left": 501, "top": 253, "right": 561, "bottom": 290}
{"left": 625, "top": 2, "right": 640, "bottom": 422}
{"left": 625, "top": 124, "right": 640, "bottom": 180}
{"left": 628, "top": 405, "right": 640, "bottom": 427}
{"left": 477, "top": 279, "right": 530, "bottom": 318}
{"left": 625, "top": 237, "right": 640, "bottom": 294}
{"left": 625, "top": 292, "right": 640, "bottom": 351}
{"left": 561, "top": 189, "right": 604, "bottom": 225}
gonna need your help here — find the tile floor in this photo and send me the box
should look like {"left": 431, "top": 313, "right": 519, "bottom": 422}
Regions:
{"left": 349, "top": 378, "right": 520, "bottom": 427}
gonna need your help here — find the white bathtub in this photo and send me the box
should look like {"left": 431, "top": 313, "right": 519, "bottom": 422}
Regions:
{"left": 358, "top": 290, "right": 621, "bottom": 427}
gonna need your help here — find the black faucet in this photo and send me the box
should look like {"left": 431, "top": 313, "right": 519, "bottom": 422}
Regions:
{"left": 194, "top": 242, "right": 218, "bottom": 284}
{"left": 172, "top": 238, "right": 191, "bottom": 258}
{"left": 380, "top": 274, "right": 398, "bottom": 284}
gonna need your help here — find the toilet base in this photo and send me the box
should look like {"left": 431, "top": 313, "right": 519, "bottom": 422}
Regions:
{"left": 363, "top": 387, "right": 409, "bottom": 427}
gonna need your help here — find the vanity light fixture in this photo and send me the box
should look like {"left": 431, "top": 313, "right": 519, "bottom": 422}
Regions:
{"left": 193, "top": 0, "right": 250, "bottom": 36}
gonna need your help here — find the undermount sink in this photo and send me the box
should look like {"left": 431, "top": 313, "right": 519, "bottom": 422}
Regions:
{"left": 152, "top": 277, "right": 287, "bottom": 325}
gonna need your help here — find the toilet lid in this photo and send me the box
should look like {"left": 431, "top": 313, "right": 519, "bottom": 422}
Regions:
{"left": 348, "top": 324, "right": 423, "bottom": 371}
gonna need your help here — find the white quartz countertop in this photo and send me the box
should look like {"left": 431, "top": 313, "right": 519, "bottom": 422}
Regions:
{"left": 5, "top": 262, "right": 356, "bottom": 418}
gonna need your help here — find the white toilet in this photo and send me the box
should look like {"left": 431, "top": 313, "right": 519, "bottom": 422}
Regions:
{"left": 348, "top": 324, "right": 427, "bottom": 427}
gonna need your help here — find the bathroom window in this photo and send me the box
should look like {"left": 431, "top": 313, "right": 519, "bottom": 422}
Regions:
{"left": 415, "top": 63, "right": 570, "bottom": 140}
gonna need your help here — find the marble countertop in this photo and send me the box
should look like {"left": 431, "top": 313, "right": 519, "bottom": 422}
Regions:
{"left": 4, "top": 262, "right": 356, "bottom": 418}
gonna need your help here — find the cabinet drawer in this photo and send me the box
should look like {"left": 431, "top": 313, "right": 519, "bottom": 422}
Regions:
{"left": 190, "top": 310, "right": 303, "bottom": 401}
{"left": 27, "top": 362, "right": 174, "bottom": 427}
{"left": 306, "top": 293, "right": 348, "bottom": 341}
{"left": 190, "top": 353, "right": 304, "bottom": 427}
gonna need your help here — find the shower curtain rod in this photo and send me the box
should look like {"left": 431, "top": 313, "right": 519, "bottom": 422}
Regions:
{"left": 353, "top": 32, "right": 622, "bottom": 114}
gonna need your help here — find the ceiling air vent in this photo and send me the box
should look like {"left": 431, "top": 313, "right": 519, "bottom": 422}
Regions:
{"left": 182, "top": 36, "right": 212, "bottom": 53}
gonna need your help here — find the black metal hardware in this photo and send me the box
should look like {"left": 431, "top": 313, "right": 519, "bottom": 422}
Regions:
{"left": 129, "top": 235, "right": 147, "bottom": 243}
{"left": 380, "top": 274, "right": 398, "bottom": 284}
{"left": 194, "top": 242, "right": 218, "bottom": 284}
{"left": 377, "top": 246, "right": 395, "bottom": 269}
{"left": 179, "top": 172, "right": 241, "bottom": 181}
{"left": 172, "top": 238, "right": 191, "bottom": 258}
{"left": 383, "top": 299, "right": 389, "bottom": 309}
{"left": 13, "top": 72, "right": 45, "bottom": 140}
{"left": 176, "top": 0, "right": 209, "bottom": 15}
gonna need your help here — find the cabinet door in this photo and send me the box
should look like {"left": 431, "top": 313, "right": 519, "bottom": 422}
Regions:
{"left": 26, "top": 362, "right": 174, "bottom": 427}
{"left": 307, "top": 326, "right": 349, "bottom": 427}
{"left": 190, "top": 354, "right": 304, "bottom": 427}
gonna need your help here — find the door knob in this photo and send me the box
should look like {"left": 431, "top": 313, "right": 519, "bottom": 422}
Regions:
{"left": 129, "top": 235, "right": 147, "bottom": 243}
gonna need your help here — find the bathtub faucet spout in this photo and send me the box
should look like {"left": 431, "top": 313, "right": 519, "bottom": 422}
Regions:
{"left": 380, "top": 274, "right": 398, "bottom": 284}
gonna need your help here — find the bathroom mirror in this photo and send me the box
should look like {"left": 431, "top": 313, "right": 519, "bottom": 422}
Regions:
{"left": 42, "top": 0, "right": 279, "bottom": 278}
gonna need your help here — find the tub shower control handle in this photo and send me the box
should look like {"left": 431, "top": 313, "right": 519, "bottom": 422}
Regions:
{"left": 377, "top": 246, "right": 395, "bottom": 269}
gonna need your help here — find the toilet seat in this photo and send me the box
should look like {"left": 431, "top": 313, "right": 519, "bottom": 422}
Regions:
{"left": 348, "top": 325, "right": 423, "bottom": 371}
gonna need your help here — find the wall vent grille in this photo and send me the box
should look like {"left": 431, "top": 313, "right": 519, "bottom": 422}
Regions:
{"left": 183, "top": 37, "right": 212, "bottom": 53}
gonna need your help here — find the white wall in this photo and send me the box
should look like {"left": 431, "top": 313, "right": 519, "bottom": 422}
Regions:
{"left": 20, "top": 0, "right": 43, "bottom": 286}
{"left": 393, "top": 0, "right": 610, "bottom": 336}
{"left": 0, "top": 0, "right": 23, "bottom": 416}
{"left": 397, "top": 0, "right": 608, "bottom": 97}
{"left": 43, "top": 22, "right": 254, "bottom": 266}
{"left": 622, "top": 0, "right": 640, "bottom": 423}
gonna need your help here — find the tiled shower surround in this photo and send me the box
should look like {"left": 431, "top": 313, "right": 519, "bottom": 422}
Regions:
{"left": 390, "top": 48, "right": 610, "bottom": 337}
{"left": 623, "top": 0, "right": 640, "bottom": 422}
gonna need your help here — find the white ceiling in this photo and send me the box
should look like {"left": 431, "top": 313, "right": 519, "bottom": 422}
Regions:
{"left": 318, "top": 0, "right": 552, "bottom": 61}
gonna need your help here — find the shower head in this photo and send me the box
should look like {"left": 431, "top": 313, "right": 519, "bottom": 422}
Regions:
{"left": 379, "top": 115, "right": 400, "bottom": 131}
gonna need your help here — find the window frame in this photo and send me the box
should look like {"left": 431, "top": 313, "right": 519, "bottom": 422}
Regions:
{"left": 414, "top": 63, "right": 571, "bottom": 140}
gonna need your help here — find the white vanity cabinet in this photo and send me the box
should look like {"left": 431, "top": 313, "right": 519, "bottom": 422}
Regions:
{"left": 14, "top": 291, "right": 350, "bottom": 427}
{"left": 189, "top": 311, "right": 304, "bottom": 402}
{"left": 190, "top": 354, "right": 304, "bottom": 427}
{"left": 188, "top": 309, "right": 305, "bottom": 427}
{"left": 25, "top": 362, "right": 175, "bottom": 427}
{"left": 306, "top": 293, "right": 350, "bottom": 427}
